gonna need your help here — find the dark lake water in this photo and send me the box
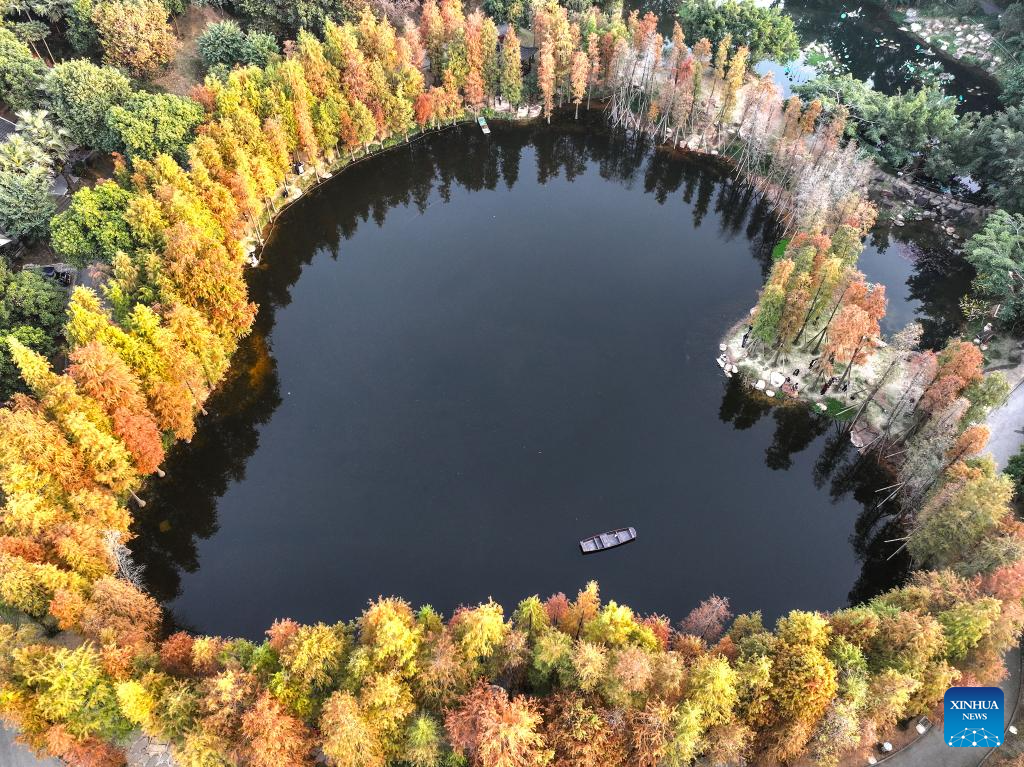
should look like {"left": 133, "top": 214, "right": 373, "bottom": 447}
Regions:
{"left": 771, "top": 0, "right": 1001, "bottom": 113}
{"left": 131, "top": 120, "right": 932, "bottom": 639}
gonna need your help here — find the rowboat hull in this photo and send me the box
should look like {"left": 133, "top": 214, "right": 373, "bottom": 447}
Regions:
{"left": 579, "top": 527, "right": 637, "bottom": 554}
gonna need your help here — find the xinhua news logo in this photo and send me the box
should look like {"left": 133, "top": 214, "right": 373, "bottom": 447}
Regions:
{"left": 944, "top": 686, "right": 1004, "bottom": 747}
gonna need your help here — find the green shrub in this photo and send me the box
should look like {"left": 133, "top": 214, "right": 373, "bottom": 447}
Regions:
{"left": 197, "top": 20, "right": 278, "bottom": 71}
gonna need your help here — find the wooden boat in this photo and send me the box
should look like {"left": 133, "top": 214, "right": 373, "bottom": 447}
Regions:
{"left": 579, "top": 527, "right": 636, "bottom": 554}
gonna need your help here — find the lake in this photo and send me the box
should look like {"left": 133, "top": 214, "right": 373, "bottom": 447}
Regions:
{"left": 131, "top": 120, "right": 920, "bottom": 639}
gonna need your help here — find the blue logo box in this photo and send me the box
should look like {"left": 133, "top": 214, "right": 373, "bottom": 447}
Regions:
{"left": 944, "top": 686, "right": 1004, "bottom": 747}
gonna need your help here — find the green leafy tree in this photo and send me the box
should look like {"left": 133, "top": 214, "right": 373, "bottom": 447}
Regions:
{"left": 106, "top": 92, "right": 205, "bottom": 162}
{"left": 1006, "top": 444, "right": 1024, "bottom": 499}
{"left": 91, "top": 0, "right": 178, "bottom": 78}
{"left": 50, "top": 180, "right": 139, "bottom": 267}
{"left": 0, "top": 262, "right": 67, "bottom": 400}
{"left": 0, "top": 28, "right": 47, "bottom": 111}
{"left": 44, "top": 60, "right": 132, "bottom": 152}
{"left": 1001, "top": 62, "right": 1024, "bottom": 109}
{"left": 795, "top": 75, "right": 959, "bottom": 173}
{"left": 65, "top": 0, "right": 101, "bottom": 54}
{"left": 234, "top": 0, "right": 359, "bottom": 38}
{"left": 964, "top": 210, "right": 1024, "bottom": 327}
{"left": 968, "top": 107, "right": 1024, "bottom": 214}
{"left": 676, "top": 0, "right": 799, "bottom": 65}
{"left": 998, "top": 3, "right": 1024, "bottom": 46}
{"left": 963, "top": 373, "right": 1010, "bottom": 425}
{"left": 198, "top": 19, "right": 247, "bottom": 67}
{"left": 0, "top": 163, "right": 55, "bottom": 240}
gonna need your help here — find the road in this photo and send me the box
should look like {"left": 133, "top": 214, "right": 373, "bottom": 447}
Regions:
{"left": 986, "top": 380, "right": 1024, "bottom": 470}
{"left": 0, "top": 725, "right": 60, "bottom": 767}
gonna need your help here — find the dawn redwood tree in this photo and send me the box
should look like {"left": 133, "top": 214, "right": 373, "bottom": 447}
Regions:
{"left": 17, "top": 643, "right": 133, "bottom": 741}
{"left": 446, "top": 681, "right": 552, "bottom": 767}
{"left": 717, "top": 45, "right": 748, "bottom": 126}
{"left": 419, "top": 0, "right": 444, "bottom": 76}
{"left": 319, "top": 691, "right": 386, "bottom": 767}
{"left": 908, "top": 459, "right": 1016, "bottom": 576}
{"left": 626, "top": 699, "right": 674, "bottom": 767}
{"left": 481, "top": 17, "right": 499, "bottom": 104}
{"left": 760, "top": 611, "right": 838, "bottom": 762}
{"left": 43, "top": 725, "right": 126, "bottom": 767}
{"left": 240, "top": 692, "right": 315, "bottom": 767}
{"left": 678, "top": 595, "right": 732, "bottom": 642}
{"left": 919, "top": 340, "right": 983, "bottom": 416}
{"left": 820, "top": 303, "right": 873, "bottom": 385}
{"left": 570, "top": 51, "right": 588, "bottom": 119}
{"left": 500, "top": 26, "right": 523, "bottom": 107}
{"left": 463, "top": 10, "right": 486, "bottom": 107}
{"left": 452, "top": 600, "right": 509, "bottom": 669}
{"left": 401, "top": 712, "right": 443, "bottom": 767}
{"left": 538, "top": 41, "right": 555, "bottom": 123}
{"left": 9, "top": 338, "right": 138, "bottom": 495}
{"left": 946, "top": 425, "right": 990, "bottom": 466}
{"left": 67, "top": 341, "right": 165, "bottom": 475}
{"left": 543, "top": 693, "right": 615, "bottom": 767}
{"left": 357, "top": 597, "right": 423, "bottom": 677}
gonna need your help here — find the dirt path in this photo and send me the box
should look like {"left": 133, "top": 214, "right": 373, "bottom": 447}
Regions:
{"left": 152, "top": 5, "right": 231, "bottom": 97}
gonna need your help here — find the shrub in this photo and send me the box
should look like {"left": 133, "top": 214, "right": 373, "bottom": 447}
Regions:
{"left": 197, "top": 20, "right": 278, "bottom": 71}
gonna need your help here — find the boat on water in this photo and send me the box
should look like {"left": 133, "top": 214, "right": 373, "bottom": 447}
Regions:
{"left": 579, "top": 527, "right": 636, "bottom": 554}
{"left": 478, "top": 116, "right": 491, "bottom": 134}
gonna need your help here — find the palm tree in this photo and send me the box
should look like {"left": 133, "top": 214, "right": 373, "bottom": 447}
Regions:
{"left": 0, "top": 134, "right": 50, "bottom": 174}
{"left": 15, "top": 109, "right": 75, "bottom": 192}
{"left": 26, "top": 0, "right": 62, "bottom": 62}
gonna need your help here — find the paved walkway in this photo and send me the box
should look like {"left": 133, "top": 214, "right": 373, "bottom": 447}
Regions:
{"left": 0, "top": 725, "right": 60, "bottom": 767}
{"left": 0, "top": 726, "right": 175, "bottom": 767}
{"left": 986, "top": 381, "right": 1024, "bottom": 470}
